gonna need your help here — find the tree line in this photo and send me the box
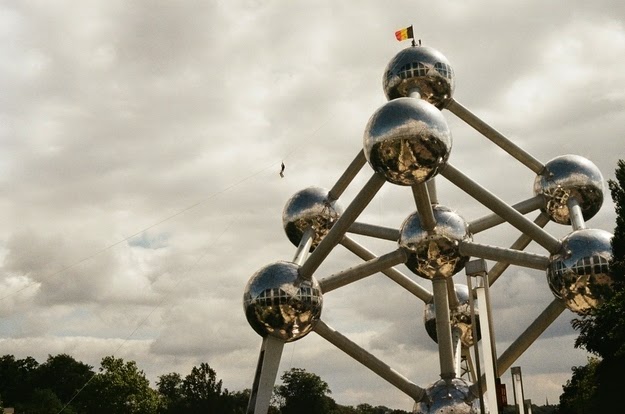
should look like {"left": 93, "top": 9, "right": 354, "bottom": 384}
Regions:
{"left": 555, "top": 159, "right": 625, "bottom": 413}
{"left": 0, "top": 353, "right": 411, "bottom": 413}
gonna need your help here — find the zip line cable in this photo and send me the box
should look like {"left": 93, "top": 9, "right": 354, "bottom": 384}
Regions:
{"left": 56, "top": 219, "right": 235, "bottom": 413}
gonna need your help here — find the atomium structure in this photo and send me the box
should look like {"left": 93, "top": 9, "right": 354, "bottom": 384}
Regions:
{"left": 243, "top": 43, "right": 614, "bottom": 414}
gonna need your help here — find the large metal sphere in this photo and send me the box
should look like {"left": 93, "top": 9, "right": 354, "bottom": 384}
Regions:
{"left": 283, "top": 187, "right": 342, "bottom": 251}
{"left": 547, "top": 228, "right": 613, "bottom": 315}
{"left": 243, "top": 261, "right": 323, "bottom": 342}
{"left": 424, "top": 284, "right": 480, "bottom": 347}
{"left": 383, "top": 46, "right": 455, "bottom": 108}
{"left": 534, "top": 155, "right": 604, "bottom": 225}
{"left": 413, "top": 378, "right": 480, "bottom": 414}
{"left": 363, "top": 98, "right": 452, "bottom": 186}
{"left": 399, "top": 205, "right": 471, "bottom": 279}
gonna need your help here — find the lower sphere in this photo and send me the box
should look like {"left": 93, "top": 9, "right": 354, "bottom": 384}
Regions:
{"left": 413, "top": 378, "right": 480, "bottom": 414}
{"left": 424, "top": 284, "right": 480, "bottom": 347}
{"left": 243, "top": 261, "right": 323, "bottom": 342}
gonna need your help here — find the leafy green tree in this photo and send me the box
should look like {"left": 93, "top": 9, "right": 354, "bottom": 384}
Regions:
{"left": 157, "top": 372, "right": 184, "bottom": 413}
{"left": 34, "top": 353, "right": 94, "bottom": 410}
{"left": 0, "top": 355, "right": 39, "bottom": 406}
{"left": 15, "top": 388, "right": 74, "bottom": 414}
{"left": 275, "top": 368, "right": 333, "bottom": 414}
{"left": 180, "top": 362, "right": 229, "bottom": 412}
{"left": 560, "top": 160, "right": 625, "bottom": 412}
{"left": 82, "top": 355, "right": 162, "bottom": 414}
{"left": 556, "top": 358, "right": 599, "bottom": 414}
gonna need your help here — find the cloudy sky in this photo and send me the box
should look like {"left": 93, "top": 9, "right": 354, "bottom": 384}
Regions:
{"left": 1, "top": 0, "right": 624, "bottom": 410}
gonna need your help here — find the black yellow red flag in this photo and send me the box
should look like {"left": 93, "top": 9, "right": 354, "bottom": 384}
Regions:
{"left": 395, "top": 25, "right": 414, "bottom": 41}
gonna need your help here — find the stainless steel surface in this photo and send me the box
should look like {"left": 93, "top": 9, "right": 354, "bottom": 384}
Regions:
{"left": 292, "top": 227, "right": 315, "bottom": 266}
{"left": 568, "top": 197, "right": 586, "bottom": 231}
{"left": 341, "top": 236, "right": 433, "bottom": 303}
{"left": 412, "top": 183, "right": 436, "bottom": 231}
{"left": 247, "top": 335, "right": 284, "bottom": 414}
{"left": 547, "top": 228, "right": 614, "bottom": 314}
{"left": 383, "top": 46, "right": 455, "bottom": 109}
{"left": 299, "top": 173, "right": 386, "bottom": 280}
{"left": 319, "top": 248, "right": 407, "bottom": 293}
{"left": 399, "top": 204, "right": 471, "bottom": 279}
{"left": 442, "top": 163, "right": 562, "bottom": 254}
{"left": 424, "top": 284, "right": 479, "bottom": 347}
{"left": 413, "top": 378, "right": 480, "bottom": 414}
{"left": 348, "top": 221, "right": 400, "bottom": 241}
{"left": 468, "top": 195, "right": 544, "bottom": 234}
{"left": 314, "top": 319, "right": 426, "bottom": 402}
{"left": 488, "top": 212, "right": 550, "bottom": 285}
{"left": 534, "top": 154, "right": 604, "bottom": 225}
{"left": 458, "top": 240, "right": 550, "bottom": 270}
{"left": 328, "top": 149, "right": 367, "bottom": 201}
{"left": 433, "top": 278, "right": 458, "bottom": 380}
{"left": 446, "top": 98, "right": 544, "bottom": 174}
{"left": 283, "top": 186, "right": 343, "bottom": 251}
{"left": 243, "top": 261, "right": 323, "bottom": 342}
{"left": 364, "top": 98, "right": 452, "bottom": 185}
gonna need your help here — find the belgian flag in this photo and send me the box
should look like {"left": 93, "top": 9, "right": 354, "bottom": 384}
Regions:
{"left": 395, "top": 25, "right": 414, "bottom": 42}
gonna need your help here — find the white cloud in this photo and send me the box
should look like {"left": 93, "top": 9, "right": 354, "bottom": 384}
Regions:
{"left": 0, "top": 0, "right": 622, "bottom": 410}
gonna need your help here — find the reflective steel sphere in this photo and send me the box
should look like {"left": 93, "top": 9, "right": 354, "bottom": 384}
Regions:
{"left": 363, "top": 98, "right": 452, "bottom": 186}
{"left": 424, "top": 284, "right": 480, "bottom": 347}
{"left": 399, "top": 205, "right": 471, "bottom": 279}
{"left": 243, "top": 261, "right": 323, "bottom": 341}
{"left": 413, "top": 378, "right": 480, "bottom": 414}
{"left": 383, "top": 46, "right": 455, "bottom": 108}
{"left": 283, "top": 187, "right": 342, "bottom": 251}
{"left": 547, "top": 228, "right": 613, "bottom": 315}
{"left": 534, "top": 155, "right": 604, "bottom": 225}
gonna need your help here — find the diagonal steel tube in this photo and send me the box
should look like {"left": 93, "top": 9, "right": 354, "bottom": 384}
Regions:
{"left": 319, "top": 248, "right": 407, "bottom": 293}
{"left": 314, "top": 319, "right": 426, "bottom": 402}
{"left": 441, "top": 163, "right": 561, "bottom": 254}
{"left": 489, "top": 212, "right": 551, "bottom": 285}
{"left": 447, "top": 99, "right": 544, "bottom": 174}
{"left": 469, "top": 298, "right": 566, "bottom": 396}
{"left": 340, "top": 236, "right": 433, "bottom": 303}
{"left": 469, "top": 195, "right": 545, "bottom": 234}
{"left": 299, "top": 173, "right": 386, "bottom": 280}
{"left": 328, "top": 150, "right": 367, "bottom": 201}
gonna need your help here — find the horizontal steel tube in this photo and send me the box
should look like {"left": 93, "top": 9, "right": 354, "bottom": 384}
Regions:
{"left": 469, "top": 195, "right": 544, "bottom": 234}
{"left": 320, "top": 248, "right": 407, "bottom": 293}
{"left": 447, "top": 99, "right": 544, "bottom": 174}
{"left": 340, "top": 236, "right": 433, "bottom": 303}
{"left": 441, "top": 163, "right": 561, "bottom": 254}
{"left": 489, "top": 212, "right": 551, "bottom": 285}
{"left": 458, "top": 241, "right": 550, "bottom": 270}
{"left": 314, "top": 319, "right": 426, "bottom": 402}
{"left": 348, "top": 222, "right": 400, "bottom": 241}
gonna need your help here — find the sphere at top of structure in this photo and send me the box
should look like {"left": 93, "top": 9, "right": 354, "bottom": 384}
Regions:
{"left": 283, "top": 186, "right": 343, "bottom": 251}
{"left": 243, "top": 261, "right": 323, "bottom": 342}
{"left": 534, "top": 154, "right": 604, "bottom": 225}
{"left": 399, "top": 205, "right": 471, "bottom": 279}
{"left": 363, "top": 98, "right": 452, "bottom": 186}
{"left": 547, "top": 228, "right": 613, "bottom": 315}
{"left": 383, "top": 45, "right": 455, "bottom": 109}
{"left": 424, "top": 284, "right": 480, "bottom": 347}
{"left": 413, "top": 378, "right": 480, "bottom": 414}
